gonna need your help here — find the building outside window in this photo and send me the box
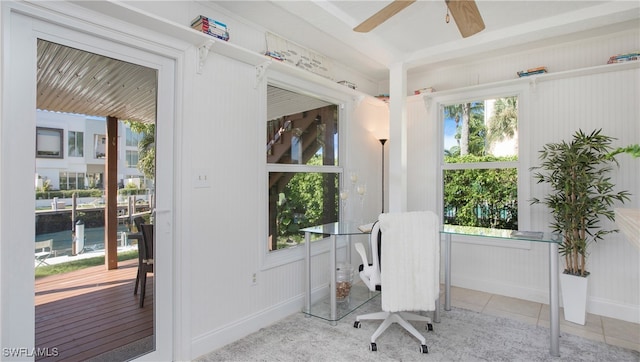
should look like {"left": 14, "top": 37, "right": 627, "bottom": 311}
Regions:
{"left": 94, "top": 134, "right": 106, "bottom": 158}
{"left": 442, "top": 96, "right": 519, "bottom": 230}
{"left": 126, "top": 128, "right": 142, "bottom": 147}
{"left": 126, "top": 150, "right": 139, "bottom": 168}
{"left": 68, "top": 130, "right": 84, "bottom": 157}
{"left": 59, "top": 172, "right": 86, "bottom": 190}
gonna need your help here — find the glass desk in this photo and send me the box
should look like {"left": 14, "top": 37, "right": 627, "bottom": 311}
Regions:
{"left": 441, "top": 225, "right": 561, "bottom": 357}
{"left": 301, "top": 222, "right": 380, "bottom": 325}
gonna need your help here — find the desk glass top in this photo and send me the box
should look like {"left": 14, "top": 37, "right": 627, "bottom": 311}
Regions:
{"left": 441, "top": 225, "right": 560, "bottom": 244}
{"left": 301, "top": 221, "right": 371, "bottom": 236}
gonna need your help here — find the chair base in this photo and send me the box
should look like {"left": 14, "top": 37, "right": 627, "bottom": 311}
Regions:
{"left": 354, "top": 311, "right": 433, "bottom": 350}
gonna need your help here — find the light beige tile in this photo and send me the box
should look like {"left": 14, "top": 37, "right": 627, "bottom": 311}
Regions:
{"left": 484, "top": 294, "right": 542, "bottom": 319}
{"left": 602, "top": 315, "right": 640, "bottom": 344}
{"left": 539, "top": 305, "right": 604, "bottom": 336}
{"left": 605, "top": 335, "right": 640, "bottom": 352}
{"left": 448, "top": 287, "right": 638, "bottom": 352}
{"left": 450, "top": 286, "right": 491, "bottom": 312}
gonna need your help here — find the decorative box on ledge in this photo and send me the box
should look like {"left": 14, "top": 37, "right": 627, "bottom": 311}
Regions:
{"left": 607, "top": 52, "right": 639, "bottom": 64}
{"left": 337, "top": 80, "right": 357, "bottom": 90}
{"left": 191, "top": 15, "right": 229, "bottom": 41}
{"left": 517, "top": 66, "right": 547, "bottom": 77}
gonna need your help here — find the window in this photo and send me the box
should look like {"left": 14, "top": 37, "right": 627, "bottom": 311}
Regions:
{"left": 87, "top": 172, "right": 102, "bottom": 189}
{"left": 94, "top": 134, "right": 106, "bottom": 158}
{"left": 266, "top": 85, "right": 341, "bottom": 251}
{"left": 68, "top": 131, "right": 84, "bottom": 157}
{"left": 59, "top": 172, "right": 86, "bottom": 190}
{"left": 126, "top": 150, "right": 139, "bottom": 168}
{"left": 126, "top": 128, "right": 142, "bottom": 147}
{"left": 442, "top": 96, "right": 519, "bottom": 229}
{"left": 36, "top": 127, "right": 63, "bottom": 158}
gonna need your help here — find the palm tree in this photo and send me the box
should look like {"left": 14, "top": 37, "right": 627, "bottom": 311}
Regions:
{"left": 125, "top": 121, "right": 155, "bottom": 180}
{"left": 445, "top": 103, "right": 484, "bottom": 156}
{"left": 487, "top": 97, "right": 518, "bottom": 150}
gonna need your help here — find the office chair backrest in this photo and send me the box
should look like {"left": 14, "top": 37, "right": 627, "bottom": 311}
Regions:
{"left": 355, "top": 221, "right": 381, "bottom": 291}
{"left": 378, "top": 211, "right": 440, "bottom": 312}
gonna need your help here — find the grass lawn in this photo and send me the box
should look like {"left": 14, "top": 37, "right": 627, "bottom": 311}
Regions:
{"left": 35, "top": 250, "right": 138, "bottom": 279}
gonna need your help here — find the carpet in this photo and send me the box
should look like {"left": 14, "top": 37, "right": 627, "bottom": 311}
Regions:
{"left": 196, "top": 295, "right": 639, "bottom": 362}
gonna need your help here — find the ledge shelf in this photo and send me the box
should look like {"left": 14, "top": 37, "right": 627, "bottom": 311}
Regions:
{"left": 418, "top": 61, "right": 639, "bottom": 101}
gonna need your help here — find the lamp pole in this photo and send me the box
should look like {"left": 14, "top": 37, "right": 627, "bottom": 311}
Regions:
{"left": 379, "top": 139, "right": 387, "bottom": 214}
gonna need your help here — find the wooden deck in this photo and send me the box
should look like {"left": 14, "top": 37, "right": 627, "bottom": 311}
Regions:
{"left": 35, "top": 258, "right": 154, "bottom": 361}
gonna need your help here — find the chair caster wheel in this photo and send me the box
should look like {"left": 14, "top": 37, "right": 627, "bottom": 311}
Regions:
{"left": 420, "top": 344, "right": 428, "bottom": 353}
{"left": 426, "top": 323, "right": 433, "bottom": 331}
{"left": 354, "top": 321, "right": 361, "bottom": 328}
{"left": 370, "top": 342, "right": 377, "bottom": 352}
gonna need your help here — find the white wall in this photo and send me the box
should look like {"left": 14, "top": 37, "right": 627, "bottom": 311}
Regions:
{"left": 28, "top": 1, "right": 383, "bottom": 359}
{"left": 184, "top": 49, "right": 385, "bottom": 358}
{"left": 405, "top": 30, "right": 640, "bottom": 323}
{"left": 121, "top": 1, "right": 380, "bottom": 97}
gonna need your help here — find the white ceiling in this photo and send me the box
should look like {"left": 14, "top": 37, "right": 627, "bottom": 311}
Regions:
{"left": 211, "top": 0, "right": 640, "bottom": 81}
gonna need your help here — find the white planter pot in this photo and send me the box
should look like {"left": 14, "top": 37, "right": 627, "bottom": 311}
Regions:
{"left": 559, "top": 273, "right": 589, "bottom": 325}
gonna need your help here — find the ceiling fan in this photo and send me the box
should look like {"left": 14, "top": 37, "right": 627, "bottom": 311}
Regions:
{"left": 353, "top": 0, "right": 485, "bottom": 38}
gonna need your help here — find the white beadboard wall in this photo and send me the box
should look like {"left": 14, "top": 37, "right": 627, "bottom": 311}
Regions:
{"left": 406, "top": 28, "right": 639, "bottom": 94}
{"left": 405, "top": 30, "right": 640, "bottom": 323}
{"left": 123, "top": 1, "right": 380, "bottom": 96}
{"left": 186, "top": 51, "right": 385, "bottom": 357}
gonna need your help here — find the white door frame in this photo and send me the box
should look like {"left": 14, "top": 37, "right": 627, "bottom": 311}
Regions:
{"left": 1, "top": 2, "right": 180, "bottom": 360}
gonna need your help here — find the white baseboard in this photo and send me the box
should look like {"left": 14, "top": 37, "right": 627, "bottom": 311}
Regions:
{"left": 453, "top": 275, "right": 549, "bottom": 304}
{"left": 190, "top": 297, "right": 302, "bottom": 359}
{"left": 589, "top": 297, "right": 640, "bottom": 324}
{"left": 190, "top": 285, "right": 330, "bottom": 359}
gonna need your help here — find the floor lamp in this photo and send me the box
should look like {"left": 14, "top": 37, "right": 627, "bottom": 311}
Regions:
{"left": 379, "top": 138, "right": 387, "bottom": 213}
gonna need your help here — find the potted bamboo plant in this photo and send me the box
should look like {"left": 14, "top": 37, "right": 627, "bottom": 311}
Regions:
{"left": 530, "top": 129, "right": 630, "bottom": 325}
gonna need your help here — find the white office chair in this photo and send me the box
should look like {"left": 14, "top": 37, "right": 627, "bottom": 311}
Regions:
{"left": 353, "top": 211, "right": 440, "bottom": 354}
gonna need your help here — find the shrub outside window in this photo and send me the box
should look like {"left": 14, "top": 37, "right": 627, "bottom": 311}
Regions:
{"left": 442, "top": 96, "right": 519, "bottom": 229}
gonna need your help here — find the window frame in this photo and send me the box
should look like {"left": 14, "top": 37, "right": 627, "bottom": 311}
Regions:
{"left": 94, "top": 134, "right": 107, "bottom": 159}
{"left": 36, "top": 127, "right": 63, "bottom": 159}
{"left": 260, "top": 72, "right": 352, "bottom": 269}
{"left": 432, "top": 84, "right": 532, "bottom": 248}
{"left": 68, "top": 130, "right": 84, "bottom": 157}
{"left": 125, "top": 149, "right": 139, "bottom": 168}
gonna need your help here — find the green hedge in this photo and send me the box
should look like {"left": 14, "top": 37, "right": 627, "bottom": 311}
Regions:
{"left": 443, "top": 155, "right": 518, "bottom": 229}
{"left": 36, "top": 189, "right": 103, "bottom": 199}
{"left": 117, "top": 188, "right": 148, "bottom": 196}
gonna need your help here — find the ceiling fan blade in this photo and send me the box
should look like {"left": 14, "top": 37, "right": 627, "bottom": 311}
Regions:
{"left": 446, "top": 0, "right": 485, "bottom": 38}
{"left": 354, "top": 0, "right": 416, "bottom": 33}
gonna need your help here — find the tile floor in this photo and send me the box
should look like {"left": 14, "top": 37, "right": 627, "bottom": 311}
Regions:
{"left": 448, "top": 286, "right": 640, "bottom": 352}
